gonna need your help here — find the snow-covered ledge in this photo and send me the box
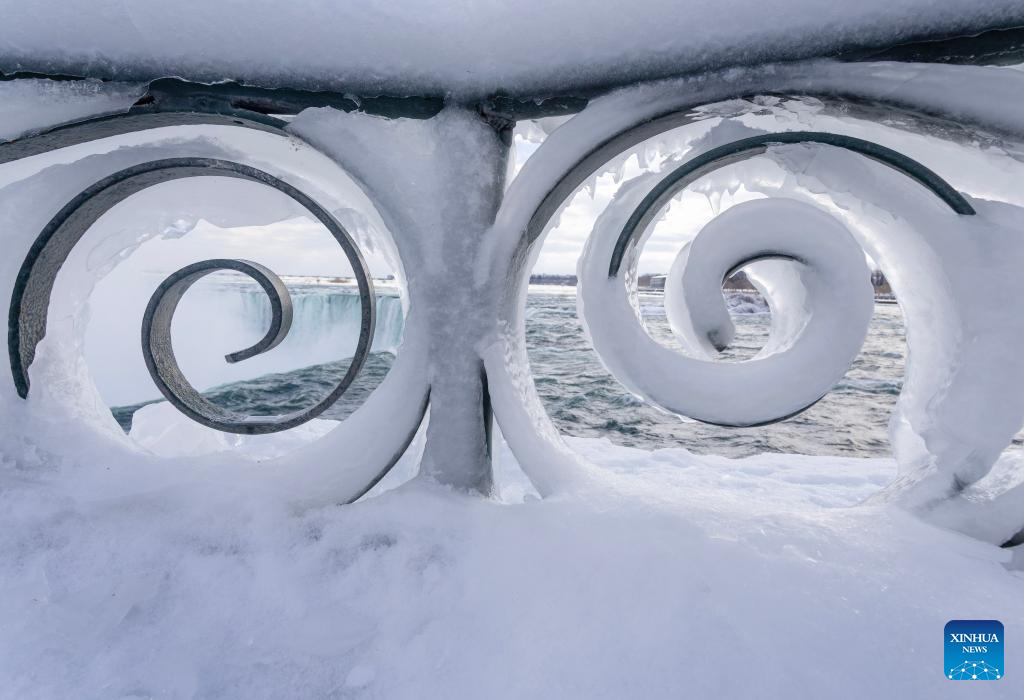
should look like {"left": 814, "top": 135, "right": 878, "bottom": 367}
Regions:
{"left": 2, "top": 28, "right": 1024, "bottom": 697}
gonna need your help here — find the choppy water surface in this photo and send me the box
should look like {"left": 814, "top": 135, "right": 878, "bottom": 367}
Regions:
{"left": 526, "top": 289, "right": 904, "bottom": 457}
{"left": 115, "top": 288, "right": 909, "bottom": 458}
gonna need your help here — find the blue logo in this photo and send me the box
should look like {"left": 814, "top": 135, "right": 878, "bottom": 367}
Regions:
{"left": 945, "top": 620, "right": 1003, "bottom": 680}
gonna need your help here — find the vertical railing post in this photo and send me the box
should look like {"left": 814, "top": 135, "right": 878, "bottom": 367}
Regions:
{"left": 392, "top": 110, "right": 511, "bottom": 494}
{"left": 290, "top": 105, "right": 511, "bottom": 495}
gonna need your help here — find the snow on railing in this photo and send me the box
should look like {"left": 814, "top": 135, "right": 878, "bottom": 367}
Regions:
{"left": 10, "top": 159, "right": 376, "bottom": 437}
{"left": 2, "top": 53, "right": 1024, "bottom": 544}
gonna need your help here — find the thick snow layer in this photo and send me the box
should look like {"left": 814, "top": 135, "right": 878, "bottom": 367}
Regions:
{"left": 1, "top": 426, "right": 1021, "bottom": 699}
{"left": 0, "top": 2, "right": 1022, "bottom": 97}
{"left": 0, "top": 79, "right": 143, "bottom": 141}
{"left": 128, "top": 402, "right": 338, "bottom": 459}
{"left": 290, "top": 107, "right": 511, "bottom": 492}
{"left": 579, "top": 197, "right": 874, "bottom": 427}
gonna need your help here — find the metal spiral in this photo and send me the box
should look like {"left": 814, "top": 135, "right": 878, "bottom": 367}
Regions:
{"left": 566, "top": 132, "right": 975, "bottom": 427}
{"left": 141, "top": 258, "right": 368, "bottom": 434}
{"left": 580, "top": 196, "right": 876, "bottom": 427}
{"left": 9, "top": 157, "right": 376, "bottom": 434}
{"left": 607, "top": 131, "right": 975, "bottom": 279}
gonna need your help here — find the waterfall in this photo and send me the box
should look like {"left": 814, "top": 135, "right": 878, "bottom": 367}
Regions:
{"left": 86, "top": 278, "right": 406, "bottom": 406}
{"left": 239, "top": 286, "right": 405, "bottom": 356}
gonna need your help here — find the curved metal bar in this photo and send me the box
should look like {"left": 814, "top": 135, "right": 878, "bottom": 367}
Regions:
{"left": 9, "top": 157, "right": 376, "bottom": 436}
{"left": 608, "top": 131, "right": 975, "bottom": 277}
{"left": 223, "top": 263, "right": 293, "bottom": 360}
{"left": 346, "top": 385, "right": 432, "bottom": 504}
{"left": 0, "top": 111, "right": 289, "bottom": 165}
{"left": 142, "top": 259, "right": 299, "bottom": 432}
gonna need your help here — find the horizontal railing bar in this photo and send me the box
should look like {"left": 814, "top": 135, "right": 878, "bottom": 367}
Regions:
{"left": 2, "top": 25, "right": 1021, "bottom": 126}
{"left": 840, "top": 25, "right": 1024, "bottom": 66}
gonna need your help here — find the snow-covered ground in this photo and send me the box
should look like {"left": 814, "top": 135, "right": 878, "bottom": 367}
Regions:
{"left": 0, "top": 406, "right": 1020, "bottom": 699}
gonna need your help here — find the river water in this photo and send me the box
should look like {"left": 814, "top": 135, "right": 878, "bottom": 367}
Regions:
{"left": 114, "top": 286, "right": 909, "bottom": 458}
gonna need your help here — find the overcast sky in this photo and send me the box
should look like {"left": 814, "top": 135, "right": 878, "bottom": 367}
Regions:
{"left": 117, "top": 128, "right": 722, "bottom": 280}
{"left": 519, "top": 137, "right": 724, "bottom": 275}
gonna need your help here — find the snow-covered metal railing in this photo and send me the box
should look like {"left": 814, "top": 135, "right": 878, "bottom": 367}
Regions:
{"left": 2, "top": 29, "right": 1024, "bottom": 544}
{"left": 10, "top": 158, "right": 377, "bottom": 434}
{"left": 491, "top": 68, "right": 1024, "bottom": 546}
{"left": 586, "top": 131, "right": 974, "bottom": 430}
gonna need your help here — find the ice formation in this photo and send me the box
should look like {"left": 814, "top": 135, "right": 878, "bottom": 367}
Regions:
{"left": 0, "top": 78, "right": 144, "bottom": 141}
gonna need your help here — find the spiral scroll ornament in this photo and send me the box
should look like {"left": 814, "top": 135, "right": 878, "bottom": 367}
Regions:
{"left": 580, "top": 197, "right": 875, "bottom": 427}
{"left": 534, "top": 132, "right": 976, "bottom": 428}
{"left": 9, "top": 158, "right": 376, "bottom": 434}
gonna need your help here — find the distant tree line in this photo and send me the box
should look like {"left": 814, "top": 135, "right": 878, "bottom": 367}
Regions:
{"left": 530, "top": 273, "right": 578, "bottom": 286}
{"left": 530, "top": 270, "right": 894, "bottom": 294}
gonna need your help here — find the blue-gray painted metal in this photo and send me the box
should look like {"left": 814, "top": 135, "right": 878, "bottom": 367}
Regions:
{"left": 608, "top": 131, "right": 976, "bottom": 278}
{"left": 9, "top": 157, "right": 375, "bottom": 435}
{"left": 141, "top": 259, "right": 299, "bottom": 434}
{"left": 0, "top": 111, "right": 288, "bottom": 165}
